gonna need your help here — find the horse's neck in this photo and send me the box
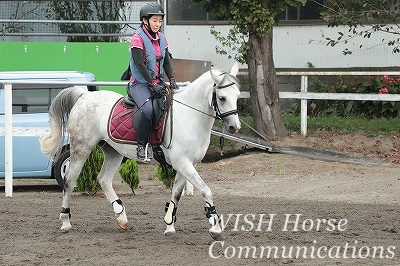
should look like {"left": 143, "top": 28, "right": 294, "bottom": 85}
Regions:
{"left": 173, "top": 78, "right": 215, "bottom": 128}
{"left": 178, "top": 78, "right": 213, "bottom": 112}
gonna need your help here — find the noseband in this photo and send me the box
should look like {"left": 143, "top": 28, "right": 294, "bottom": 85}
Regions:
{"left": 212, "top": 73, "right": 239, "bottom": 121}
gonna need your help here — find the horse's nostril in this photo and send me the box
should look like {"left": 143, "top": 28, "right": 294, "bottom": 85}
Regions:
{"left": 228, "top": 126, "right": 236, "bottom": 133}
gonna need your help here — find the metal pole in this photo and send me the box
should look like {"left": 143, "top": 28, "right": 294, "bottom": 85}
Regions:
{"left": 4, "top": 83, "right": 13, "bottom": 197}
{"left": 300, "top": 75, "right": 308, "bottom": 137}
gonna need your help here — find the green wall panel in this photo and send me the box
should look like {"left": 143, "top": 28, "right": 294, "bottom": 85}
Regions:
{"left": 83, "top": 42, "right": 129, "bottom": 94}
{"left": 0, "top": 42, "right": 130, "bottom": 95}
{"left": 0, "top": 42, "right": 85, "bottom": 71}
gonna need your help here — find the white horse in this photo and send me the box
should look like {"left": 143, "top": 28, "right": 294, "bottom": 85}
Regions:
{"left": 40, "top": 63, "right": 241, "bottom": 240}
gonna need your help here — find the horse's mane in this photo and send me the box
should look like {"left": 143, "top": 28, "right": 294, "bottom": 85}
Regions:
{"left": 175, "top": 68, "right": 240, "bottom": 93}
{"left": 173, "top": 70, "right": 210, "bottom": 94}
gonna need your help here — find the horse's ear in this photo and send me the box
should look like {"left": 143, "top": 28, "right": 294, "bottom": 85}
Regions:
{"left": 210, "top": 68, "right": 219, "bottom": 82}
{"left": 230, "top": 62, "right": 239, "bottom": 77}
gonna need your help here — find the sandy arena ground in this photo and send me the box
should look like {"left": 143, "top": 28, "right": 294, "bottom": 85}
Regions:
{"left": 1, "top": 143, "right": 400, "bottom": 265}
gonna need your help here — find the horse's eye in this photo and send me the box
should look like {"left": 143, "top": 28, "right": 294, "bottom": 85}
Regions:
{"left": 218, "top": 96, "right": 226, "bottom": 102}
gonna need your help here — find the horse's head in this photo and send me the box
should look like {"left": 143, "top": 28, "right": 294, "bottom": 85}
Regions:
{"left": 210, "top": 62, "right": 241, "bottom": 133}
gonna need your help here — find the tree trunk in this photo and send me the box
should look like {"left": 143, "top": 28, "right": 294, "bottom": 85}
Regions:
{"left": 246, "top": 26, "right": 287, "bottom": 140}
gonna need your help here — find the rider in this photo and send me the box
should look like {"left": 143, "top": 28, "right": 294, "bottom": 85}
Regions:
{"left": 128, "top": 3, "right": 178, "bottom": 160}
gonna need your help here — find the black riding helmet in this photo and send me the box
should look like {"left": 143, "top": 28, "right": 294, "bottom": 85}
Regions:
{"left": 140, "top": 3, "right": 166, "bottom": 21}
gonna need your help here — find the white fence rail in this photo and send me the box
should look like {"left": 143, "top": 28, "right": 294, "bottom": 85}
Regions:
{"left": 241, "top": 71, "right": 400, "bottom": 137}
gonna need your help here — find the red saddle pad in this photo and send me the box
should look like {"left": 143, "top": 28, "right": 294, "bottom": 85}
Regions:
{"left": 108, "top": 98, "right": 165, "bottom": 145}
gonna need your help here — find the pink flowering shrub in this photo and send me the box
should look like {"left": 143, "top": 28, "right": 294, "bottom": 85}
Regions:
{"left": 378, "top": 87, "right": 389, "bottom": 94}
{"left": 292, "top": 75, "right": 400, "bottom": 118}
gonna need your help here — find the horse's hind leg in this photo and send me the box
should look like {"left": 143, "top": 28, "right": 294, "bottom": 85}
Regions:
{"left": 60, "top": 148, "right": 92, "bottom": 231}
{"left": 164, "top": 172, "right": 186, "bottom": 236}
{"left": 97, "top": 143, "right": 126, "bottom": 229}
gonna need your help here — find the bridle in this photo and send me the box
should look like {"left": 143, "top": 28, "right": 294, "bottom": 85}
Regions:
{"left": 212, "top": 72, "right": 239, "bottom": 121}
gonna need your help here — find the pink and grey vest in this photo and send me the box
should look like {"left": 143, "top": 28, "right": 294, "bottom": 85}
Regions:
{"left": 130, "top": 27, "right": 167, "bottom": 84}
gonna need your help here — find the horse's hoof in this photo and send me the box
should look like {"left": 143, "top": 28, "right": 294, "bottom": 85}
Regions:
{"left": 164, "top": 229, "right": 176, "bottom": 236}
{"left": 117, "top": 211, "right": 128, "bottom": 230}
{"left": 117, "top": 221, "right": 127, "bottom": 230}
{"left": 164, "top": 224, "right": 176, "bottom": 236}
{"left": 59, "top": 213, "right": 72, "bottom": 231}
{"left": 60, "top": 224, "right": 72, "bottom": 231}
{"left": 209, "top": 222, "right": 222, "bottom": 240}
{"left": 209, "top": 231, "right": 222, "bottom": 241}
{"left": 117, "top": 217, "right": 127, "bottom": 230}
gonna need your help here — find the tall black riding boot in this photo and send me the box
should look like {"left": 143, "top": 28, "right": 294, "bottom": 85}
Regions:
{"left": 136, "top": 116, "right": 151, "bottom": 160}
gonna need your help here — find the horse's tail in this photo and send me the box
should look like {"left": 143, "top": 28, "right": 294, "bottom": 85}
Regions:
{"left": 40, "top": 86, "right": 87, "bottom": 162}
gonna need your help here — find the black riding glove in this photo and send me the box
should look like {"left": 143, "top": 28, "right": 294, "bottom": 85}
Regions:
{"left": 169, "top": 78, "right": 179, "bottom": 91}
{"left": 149, "top": 80, "right": 166, "bottom": 98}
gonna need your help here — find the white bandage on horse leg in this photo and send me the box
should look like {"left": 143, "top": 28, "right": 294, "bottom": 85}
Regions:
{"left": 164, "top": 200, "right": 176, "bottom": 225}
{"left": 112, "top": 199, "right": 124, "bottom": 215}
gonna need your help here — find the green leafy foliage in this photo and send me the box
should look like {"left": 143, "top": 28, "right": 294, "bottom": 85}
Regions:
{"left": 118, "top": 159, "right": 140, "bottom": 195}
{"left": 321, "top": 0, "right": 400, "bottom": 54}
{"left": 75, "top": 146, "right": 103, "bottom": 194}
{"left": 210, "top": 26, "right": 248, "bottom": 64}
{"left": 155, "top": 165, "right": 176, "bottom": 192}
{"left": 4, "top": 1, "right": 44, "bottom": 33}
{"left": 49, "top": 1, "right": 126, "bottom": 42}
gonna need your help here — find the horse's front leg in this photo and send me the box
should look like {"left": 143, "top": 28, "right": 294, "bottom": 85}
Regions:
{"left": 204, "top": 201, "right": 223, "bottom": 241}
{"left": 174, "top": 162, "right": 223, "bottom": 240}
{"left": 164, "top": 172, "right": 186, "bottom": 236}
